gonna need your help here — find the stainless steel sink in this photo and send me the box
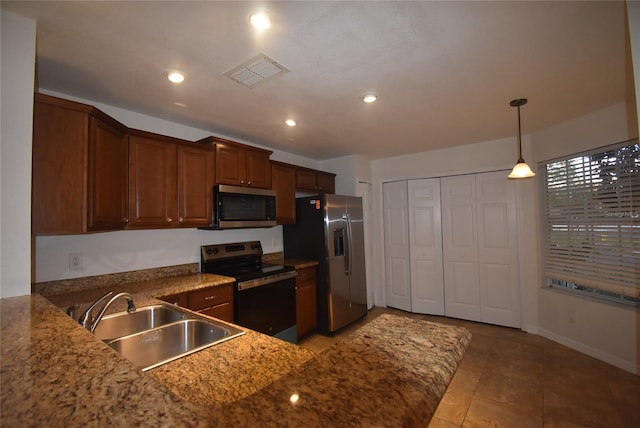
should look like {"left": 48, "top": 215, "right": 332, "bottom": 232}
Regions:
{"left": 106, "top": 319, "right": 243, "bottom": 371}
{"left": 93, "top": 304, "right": 189, "bottom": 341}
{"left": 93, "top": 303, "right": 244, "bottom": 371}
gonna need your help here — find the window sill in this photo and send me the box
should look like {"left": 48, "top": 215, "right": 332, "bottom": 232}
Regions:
{"left": 542, "top": 285, "right": 639, "bottom": 311}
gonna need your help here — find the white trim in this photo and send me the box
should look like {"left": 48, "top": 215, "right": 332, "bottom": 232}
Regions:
{"left": 537, "top": 326, "right": 638, "bottom": 374}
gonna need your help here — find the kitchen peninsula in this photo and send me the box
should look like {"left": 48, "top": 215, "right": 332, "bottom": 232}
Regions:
{"left": 1, "top": 272, "right": 470, "bottom": 427}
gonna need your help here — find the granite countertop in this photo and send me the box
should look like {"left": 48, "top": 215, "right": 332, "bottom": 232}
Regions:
{"left": 1, "top": 274, "right": 471, "bottom": 427}
{"left": 41, "top": 273, "right": 317, "bottom": 406}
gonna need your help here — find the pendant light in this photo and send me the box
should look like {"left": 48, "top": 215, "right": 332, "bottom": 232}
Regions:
{"left": 507, "top": 98, "right": 535, "bottom": 179}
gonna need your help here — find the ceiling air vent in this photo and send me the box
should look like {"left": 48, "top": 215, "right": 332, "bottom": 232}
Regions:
{"left": 225, "top": 54, "right": 289, "bottom": 88}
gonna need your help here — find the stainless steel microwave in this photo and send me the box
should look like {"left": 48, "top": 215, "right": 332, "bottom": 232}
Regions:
{"left": 212, "top": 184, "right": 277, "bottom": 229}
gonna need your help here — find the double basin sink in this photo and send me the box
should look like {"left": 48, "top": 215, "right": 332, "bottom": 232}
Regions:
{"left": 93, "top": 303, "right": 244, "bottom": 371}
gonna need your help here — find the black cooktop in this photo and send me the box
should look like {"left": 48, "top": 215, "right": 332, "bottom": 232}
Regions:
{"left": 200, "top": 241, "right": 294, "bottom": 283}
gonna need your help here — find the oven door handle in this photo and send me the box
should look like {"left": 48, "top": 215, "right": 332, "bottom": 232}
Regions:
{"left": 237, "top": 270, "right": 298, "bottom": 291}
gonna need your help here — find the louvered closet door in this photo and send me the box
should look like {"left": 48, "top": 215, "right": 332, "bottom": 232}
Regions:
{"left": 383, "top": 181, "right": 412, "bottom": 312}
{"left": 476, "top": 171, "right": 521, "bottom": 328}
{"left": 441, "top": 175, "right": 482, "bottom": 322}
{"left": 408, "top": 179, "right": 444, "bottom": 315}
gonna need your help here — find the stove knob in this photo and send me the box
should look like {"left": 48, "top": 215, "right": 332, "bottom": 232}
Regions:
{"left": 251, "top": 244, "right": 261, "bottom": 250}
{"left": 206, "top": 248, "right": 219, "bottom": 255}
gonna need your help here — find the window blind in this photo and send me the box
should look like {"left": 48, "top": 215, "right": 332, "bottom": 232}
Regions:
{"left": 541, "top": 139, "right": 640, "bottom": 300}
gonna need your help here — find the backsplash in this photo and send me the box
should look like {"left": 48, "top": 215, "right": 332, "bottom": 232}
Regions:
{"left": 34, "top": 252, "right": 285, "bottom": 296}
{"left": 34, "top": 263, "right": 199, "bottom": 296}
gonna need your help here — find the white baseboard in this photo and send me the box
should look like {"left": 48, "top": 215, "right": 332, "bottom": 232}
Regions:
{"left": 537, "top": 327, "right": 638, "bottom": 375}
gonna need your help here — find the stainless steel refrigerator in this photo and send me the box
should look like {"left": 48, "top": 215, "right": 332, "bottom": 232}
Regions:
{"left": 283, "top": 194, "right": 367, "bottom": 333}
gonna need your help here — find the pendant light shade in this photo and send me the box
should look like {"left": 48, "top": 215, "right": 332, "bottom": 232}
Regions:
{"left": 507, "top": 98, "right": 535, "bottom": 179}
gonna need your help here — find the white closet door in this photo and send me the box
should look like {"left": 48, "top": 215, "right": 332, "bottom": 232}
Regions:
{"left": 476, "top": 171, "right": 521, "bottom": 328}
{"left": 408, "top": 179, "right": 444, "bottom": 315}
{"left": 441, "top": 175, "right": 481, "bottom": 322}
{"left": 383, "top": 181, "right": 411, "bottom": 312}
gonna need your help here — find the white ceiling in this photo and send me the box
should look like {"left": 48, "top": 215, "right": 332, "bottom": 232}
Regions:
{"left": 2, "top": 1, "right": 631, "bottom": 160}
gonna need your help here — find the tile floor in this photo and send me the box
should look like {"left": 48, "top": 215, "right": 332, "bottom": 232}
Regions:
{"left": 298, "top": 307, "right": 640, "bottom": 428}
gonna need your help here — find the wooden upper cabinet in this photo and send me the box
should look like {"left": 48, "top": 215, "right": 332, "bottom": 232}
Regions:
{"left": 32, "top": 93, "right": 128, "bottom": 234}
{"left": 177, "top": 144, "right": 214, "bottom": 227}
{"left": 295, "top": 167, "right": 336, "bottom": 194}
{"left": 271, "top": 161, "right": 296, "bottom": 224}
{"left": 197, "top": 136, "right": 272, "bottom": 189}
{"left": 89, "top": 117, "right": 129, "bottom": 229}
{"left": 128, "top": 131, "right": 178, "bottom": 228}
{"left": 128, "top": 129, "right": 214, "bottom": 229}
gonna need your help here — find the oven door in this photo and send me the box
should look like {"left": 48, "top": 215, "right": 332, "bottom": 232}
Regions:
{"left": 235, "top": 271, "right": 297, "bottom": 343}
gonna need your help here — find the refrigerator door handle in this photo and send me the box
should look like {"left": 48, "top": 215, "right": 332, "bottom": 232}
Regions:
{"left": 343, "top": 213, "right": 352, "bottom": 276}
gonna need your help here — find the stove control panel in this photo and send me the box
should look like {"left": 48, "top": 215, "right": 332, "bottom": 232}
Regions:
{"left": 201, "top": 241, "right": 263, "bottom": 263}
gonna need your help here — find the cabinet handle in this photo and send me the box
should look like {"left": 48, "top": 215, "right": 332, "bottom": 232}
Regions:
{"left": 124, "top": 218, "right": 129, "bottom": 223}
{"left": 179, "top": 217, "right": 184, "bottom": 223}
{"left": 240, "top": 180, "right": 244, "bottom": 184}
{"left": 248, "top": 181, "right": 252, "bottom": 185}
{"left": 167, "top": 217, "right": 173, "bottom": 223}
{"left": 204, "top": 295, "right": 218, "bottom": 300}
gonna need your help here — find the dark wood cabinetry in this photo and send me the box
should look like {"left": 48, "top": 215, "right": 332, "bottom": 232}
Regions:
{"left": 296, "top": 167, "right": 336, "bottom": 194}
{"left": 271, "top": 161, "right": 297, "bottom": 224}
{"left": 32, "top": 93, "right": 339, "bottom": 234}
{"left": 187, "top": 284, "right": 234, "bottom": 322}
{"left": 177, "top": 144, "right": 215, "bottom": 226}
{"left": 128, "top": 129, "right": 214, "bottom": 228}
{"left": 159, "top": 284, "right": 234, "bottom": 323}
{"left": 32, "top": 93, "right": 128, "bottom": 234}
{"left": 198, "top": 136, "right": 272, "bottom": 189}
{"left": 295, "top": 265, "right": 317, "bottom": 340}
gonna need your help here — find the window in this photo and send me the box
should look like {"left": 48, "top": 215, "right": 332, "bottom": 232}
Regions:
{"left": 541, "top": 139, "right": 639, "bottom": 307}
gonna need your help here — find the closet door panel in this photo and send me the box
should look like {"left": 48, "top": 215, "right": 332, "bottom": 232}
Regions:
{"left": 383, "top": 181, "right": 411, "bottom": 311}
{"left": 476, "top": 171, "right": 521, "bottom": 328}
{"left": 408, "top": 178, "right": 444, "bottom": 314}
{"left": 442, "top": 175, "right": 481, "bottom": 322}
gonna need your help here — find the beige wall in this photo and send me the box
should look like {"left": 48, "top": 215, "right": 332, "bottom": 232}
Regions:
{"left": 370, "top": 100, "right": 638, "bottom": 373}
{"left": 0, "top": 11, "right": 36, "bottom": 298}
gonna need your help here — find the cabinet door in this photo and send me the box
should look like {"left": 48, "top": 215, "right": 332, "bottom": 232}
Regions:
{"left": 128, "top": 136, "right": 177, "bottom": 227}
{"left": 316, "top": 172, "right": 335, "bottom": 194}
{"left": 88, "top": 117, "right": 129, "bottom": 230}
{"left": 245, "top": 150, "right": 271, "bottom": 188}
{"left": 271, "top": 163, "right": 296, "bottom": 224}
{"left": 177, "top": 145, "right": 214, "bottom": 226}
{"left": 199, "top": 302, "right": 233, "bottom": 323}
{"left": 215, "top": 143, "right": 245, "bottom": 186}
{"left": 296, "top": 169, "right": 317, "bottom": 191}
{"left": 296, "top": 266, "right": 317, "bottom": 339}
{"left": 32, "top": 100, "right": 88, "bottom": 234}
{"left": 159, "top": 292, "right": 187, "bottom": 307}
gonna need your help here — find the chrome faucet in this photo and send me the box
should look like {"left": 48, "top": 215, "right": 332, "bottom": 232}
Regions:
{"left": 78, "top": 291, "right": 136, "bottom": 333}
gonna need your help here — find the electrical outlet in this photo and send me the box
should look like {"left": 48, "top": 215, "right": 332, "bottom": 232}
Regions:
{"left": 69, "top": 252, "right": 83, "bottom": 271}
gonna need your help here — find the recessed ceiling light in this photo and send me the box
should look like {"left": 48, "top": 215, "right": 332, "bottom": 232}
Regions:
{"left": 285, "top": 119, "right": 296, "bottom": 127}
{"left": 362, "top": 92, "right": 378, "bottom": 103}
{"left": 250, "top": 11, "right": 271, "bottom": 30}
{"left": 167, "top": 70, "right": 185, "bottom": 83}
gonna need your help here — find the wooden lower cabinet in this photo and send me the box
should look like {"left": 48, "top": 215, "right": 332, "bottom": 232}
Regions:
{"left": 159, "top": 283, "right": 234, "bottom": 323}
{"left": 295, "top": 266, "right": 317, "bottom": 340}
